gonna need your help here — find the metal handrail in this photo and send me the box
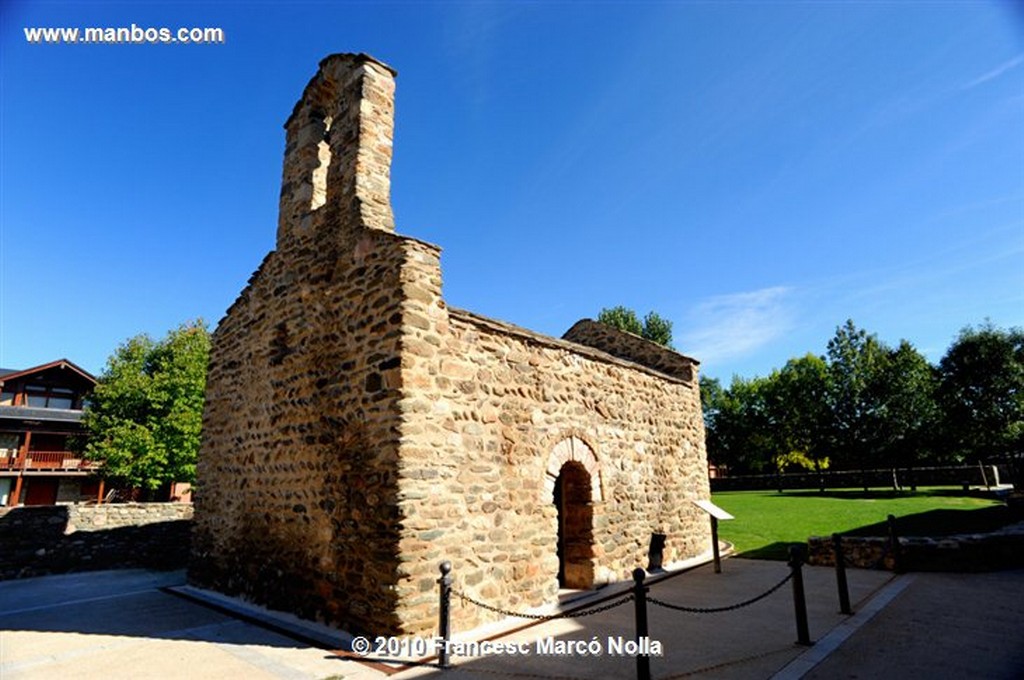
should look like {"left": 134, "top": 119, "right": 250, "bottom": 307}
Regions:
{"left": 0, "top": 451, "right": 98, "bottom": 470}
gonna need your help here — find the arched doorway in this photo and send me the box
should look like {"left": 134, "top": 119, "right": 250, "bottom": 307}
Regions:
{"left": 553, "top": 461, "right": 594, "bottom": 588}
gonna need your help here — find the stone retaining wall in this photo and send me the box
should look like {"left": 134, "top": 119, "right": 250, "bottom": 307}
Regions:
{"left": 807, "top": 521, "right": 1024, "bottom": 572}
{"left": 806, "top": 536, "right": 893, "bottom": 570}
{"left": 0, "top": 503, "right": 193, "bottom": 579}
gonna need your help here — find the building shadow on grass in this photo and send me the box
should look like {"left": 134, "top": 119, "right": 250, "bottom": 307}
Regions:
{"left": 731, "top": 541, "right": 801, "bottom": 561}
{"left": 845, "top": 506, "right": 1014, "bottom": 537}
{"left": 733, "top": 501, "right": 1021, "bottom": 566}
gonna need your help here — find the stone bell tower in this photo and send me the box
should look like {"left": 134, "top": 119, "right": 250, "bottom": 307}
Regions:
{"left": 190, "top": 53, "right": 440, "bottom": 636}
{"left": 277, "top": 53, "right": 397, "bottom": 247}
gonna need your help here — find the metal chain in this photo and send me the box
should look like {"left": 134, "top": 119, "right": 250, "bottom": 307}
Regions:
{"left": 447, "top": 666, "right": 596, "bottom": 680}
{"left": 647, "top": 571, "right": 793, "bottom": 614}
{"left": 657, "top": 645, "right": 797, "bottom": 679}
{"left": 452, "top": 590, "right": 634, "bottom": 620}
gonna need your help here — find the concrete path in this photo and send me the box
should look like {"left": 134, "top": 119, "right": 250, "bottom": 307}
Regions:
{"left": 396, "top": 559, "right": 894, "bottom": 680}
{"left": 2, "top": 563, "right": 1021, "bottom": 679}
{"left": 800, "top": 570, "right": 1024, "bottom": 679}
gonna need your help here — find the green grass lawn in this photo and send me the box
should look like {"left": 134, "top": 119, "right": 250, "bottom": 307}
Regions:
{"left": 711, "top": 488, "right": 1009, "bottom": 560}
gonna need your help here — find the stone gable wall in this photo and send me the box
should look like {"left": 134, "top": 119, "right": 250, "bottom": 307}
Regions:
{"left": 190, "top": 227, "right": 437, "bottom": 635}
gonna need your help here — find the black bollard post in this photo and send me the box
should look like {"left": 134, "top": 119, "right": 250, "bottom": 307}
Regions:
{"left": 788, "top": 545, "right": 812, "bottom": 646}
{"left": 437, "top": 561, "right": 452, "bottom": 668}
{"left": 887, "top": 514, "right": 903, "bottom": 573}
{"left": 632, "top": 568, "right": 652, "bottom": 680}
{"left": 832, "top": 533, "right": 852, "bottom": 615}
{"left": 711, "top": 516, "right": 722, "bottom": 574}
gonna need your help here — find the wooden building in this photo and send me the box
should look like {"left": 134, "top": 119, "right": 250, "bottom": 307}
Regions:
{"left": 0, "top": 359, "right": 103, "bottom": 506}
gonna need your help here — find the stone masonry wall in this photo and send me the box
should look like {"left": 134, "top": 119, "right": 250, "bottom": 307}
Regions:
{"left": 0, "top": 503, "right": 192, "bottom": 579}
{"left": 563, "top": 319, "right": 697, "bottom": 383}
{"left": 391, "top": 294, "right": 712, "bottom": 633}
{"left": 190, "top": 55, "right": 417, "bottom": 636}
{"left": 808, "top": 522, "right": 1024, "bottom": 572}
{"left": 192, "top": 52, "right": 712, "bottom": 639}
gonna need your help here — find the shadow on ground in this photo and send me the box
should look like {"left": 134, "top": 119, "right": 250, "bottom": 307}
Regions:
{"left": 731, "top": 540, "right": 801, "bottom": 561}
{"left": 781, "top": 488, "right": 1001, "bottom": 501}
{"left": 0, "top": 571, "right": 312, "bottom": 650}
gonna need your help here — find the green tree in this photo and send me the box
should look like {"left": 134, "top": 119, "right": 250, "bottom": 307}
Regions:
{"left": 875, "top": 340, "right": 940, "bottom": 471}
{"left": 937, "top": 322, "right": 1024, "bottom": 464}
{"left": 597, "top": 306, "right": 674, "bottom": 347}
{"left": 825, "top": 320, "right": 890, "bottom": 470}
{"left": 699, "top": 375, "right": 724, "bottom": 432}
{"left": 702, "top": 374, "right": 776, "bottom": 474}
{"left": 642, "top": 311, "right": 674, "bottom": 347}
{"left": 770, "top": 354, "right": 832, "bottom": 473}
{"left": 598, "top": 306, "right": 643, "bottom": 336}
{"left": 82, "top": 320, "right": 211, "bottom": 492}
{"left": 824, "top": 321, "right": 941, "bottom": 477}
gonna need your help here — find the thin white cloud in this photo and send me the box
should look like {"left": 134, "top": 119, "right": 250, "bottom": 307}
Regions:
{"left": 961, "top": 54, "right": 1024, "bottom": 91}
{"left": 442, "top": 3, "right": 521, "bottom": 111}
{"left": 680, "top": 286, "right": 795, "bottom": 366}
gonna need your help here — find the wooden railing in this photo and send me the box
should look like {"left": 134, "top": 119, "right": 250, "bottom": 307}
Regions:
{"left": 0, "top": 451, "right": 99, "bottom": 471}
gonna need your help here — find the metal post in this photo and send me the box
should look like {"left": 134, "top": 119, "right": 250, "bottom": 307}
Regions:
{"left": 887, "top": 514, "right": 903, "bottom": 573}
{"left": 9, "top": 431, "right": 31, "bottom": 507}
{"left": 711, "top": 516, "right": 722, "bottom": 574}
{"left": 788, "top": 545, "right": 812, "bottom": 646}
{"left": 437, "top": 561, "right": 452, "bottom": 668}
{"left": 632, "top": 568, "right": 652, "bottom": 680}
{"left": 832, "top": 533, "right": 852, "bottom": 615}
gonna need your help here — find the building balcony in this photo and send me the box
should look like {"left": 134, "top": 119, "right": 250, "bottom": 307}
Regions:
{"left": 0, "top": 404, "right": 84, "bottom": 425}
{"left": 0, "top": 451, "right": 100, "bottom": 472}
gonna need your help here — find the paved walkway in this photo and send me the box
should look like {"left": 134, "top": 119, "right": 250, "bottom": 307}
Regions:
{"left": 801, "top": 570, "right": 1024, "bottom": 679}
{"left": 1, "top": 562, "right": 1021, "bottom": 679}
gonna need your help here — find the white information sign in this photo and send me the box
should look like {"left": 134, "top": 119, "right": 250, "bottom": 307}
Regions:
{"left": 692, "top": 499, "right": 734, "bottom": 521}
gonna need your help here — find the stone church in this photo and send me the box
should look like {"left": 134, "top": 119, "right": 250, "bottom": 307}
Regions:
{"left": 189, "top": 53, "right": 712, "bottom": 637}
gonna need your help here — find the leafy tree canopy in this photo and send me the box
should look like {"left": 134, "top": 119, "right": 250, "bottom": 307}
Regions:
{"left": 598, "top": 306, "right": 674, "bottom": 348}
{"left": 937, "top": 321, "right": 1024, "bottom": 462}
{"left": 702, "top": 320, "right": 949, "bottom": 475}
{"left": 82, "top": 320, "right": 210, "bottom": 491}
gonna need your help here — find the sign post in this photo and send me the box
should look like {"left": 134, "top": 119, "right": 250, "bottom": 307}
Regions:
{"left": 692, "top": 499, "right": 735, "bottom": 573}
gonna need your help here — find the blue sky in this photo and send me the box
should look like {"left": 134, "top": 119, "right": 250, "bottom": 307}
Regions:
{"left": 1, "top": 1, "right": 1022, "bottom": 382}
